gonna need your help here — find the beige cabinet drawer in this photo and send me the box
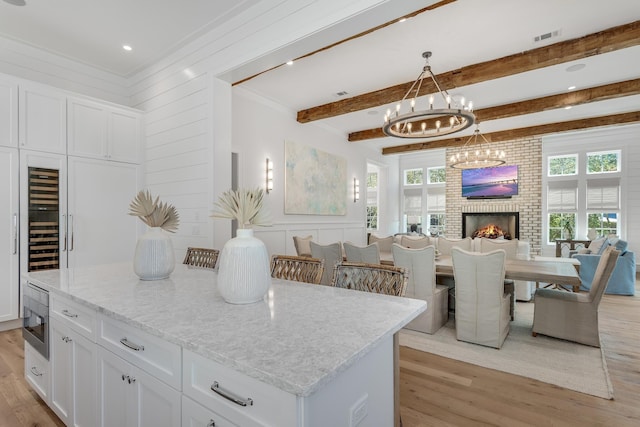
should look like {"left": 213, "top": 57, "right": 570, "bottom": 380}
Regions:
{"left": 51, "top": 293, "right": 97, "bottom": 341}
{"left": 183, "top": 350, "right": 297, "bottom": 427}
{"left": 97, "top": 314, "right": 181, "bottom": 390}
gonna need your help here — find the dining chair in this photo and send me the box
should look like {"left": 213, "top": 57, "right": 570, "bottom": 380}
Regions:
{"left": 343, "top": 242, "right": 381, "bottom": 264}
{"left": 310, "top": 241, "right": 343, "bottom": 286}
{"left": 437, "top": 237, "right": 473, "bottom": 255}
{"left": 270, "top": 255, "right": 324, "bottom": 285}
{"left": 452, "top": 247, "right": 510, "bottom": 349}
{"left": 183, "top": 247, "right": 220, "bottom": 269}
{"left": 392, "top": 243, "right": 448, "bottom": 334}
{"left": 532, "top": 246, "right": 619, "bottom": 347}
{"left": 331, "top": 261, "right": 408, "bottom": 296}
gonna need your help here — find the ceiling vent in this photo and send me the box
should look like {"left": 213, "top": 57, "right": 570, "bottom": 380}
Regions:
{"left": 335, "top": 91, "right": 348, "bottom": 97}
{"left": 533, "top": 29, "right": 561, "bottom": 43}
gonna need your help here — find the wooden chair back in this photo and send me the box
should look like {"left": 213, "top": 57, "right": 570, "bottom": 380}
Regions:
{"left": 331, "top": 261, "right": 408, "bottom": 296}
{"left": 270, "top": 255, "right": 325, "bottom": 285}
{"left": 183, "top": 247, "right": 220, "bottom": 269}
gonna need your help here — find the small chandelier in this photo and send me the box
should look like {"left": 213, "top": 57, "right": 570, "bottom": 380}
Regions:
{"left": 449, "top": 124, "right": 506, "bottom": 169}
{"left": 383, "top": 51, "right": 475, "bottom": 139}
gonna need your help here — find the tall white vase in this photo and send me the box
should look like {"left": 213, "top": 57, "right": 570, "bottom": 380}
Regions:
{"left": 217, "top": 228, "right": 271, "bottom": 304}
{"left": 133, "top": 227, "right": 175, "bottom": 280}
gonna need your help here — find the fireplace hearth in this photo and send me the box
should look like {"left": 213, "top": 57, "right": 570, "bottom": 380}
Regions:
{"left": 462, "top": 212, "right": 519, "bottom": 240}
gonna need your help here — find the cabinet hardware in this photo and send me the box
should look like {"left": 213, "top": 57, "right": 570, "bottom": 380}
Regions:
{"left": 122, "top": 374, "right": 127, "bottom": 381}
{"left": 62, "top": 336, "right": 72, "bottom": 343}
{"left": 69, "top": 214, "right": 74, "bottom": 251}
{"left": 12, "top": 213, "right": 17, "bottom": 254}
{"left": 207, "top": 420, "right": 216, "bottom": 427}
{"left": 30, "top": 366, "right": 43, "bottom": 377}
{"left": 62, "top": 309, "right": 78, "bottom": 318}
{"left": 120, "top": 337, "right": 144, "bottom": 351}
{"left": 128, "top": 376, "right": 136, "bottom": 384}
{"left": 62, "top": 214, "right": 67, "bottom": 251}
{"left": 211, "top": 381, "right": 254, "bottom": 407}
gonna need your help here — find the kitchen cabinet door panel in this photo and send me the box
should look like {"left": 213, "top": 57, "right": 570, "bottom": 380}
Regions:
{"left": 0, "top": 147, "right": 19, "bottom": 322}
{"left": 19, "top": 84, "right": 66, "bottom": 154}
{"left": 0, "top": 77, "right": 17, "bottom": 148}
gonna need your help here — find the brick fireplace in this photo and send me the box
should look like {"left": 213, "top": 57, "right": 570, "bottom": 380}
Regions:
{"left": 462, "top": 212, "right": 519, "bottom": 240}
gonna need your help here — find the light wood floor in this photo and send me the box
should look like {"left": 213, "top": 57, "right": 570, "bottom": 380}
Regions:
{"left": 0, "top": 281, "right": 638, "bottom": 427}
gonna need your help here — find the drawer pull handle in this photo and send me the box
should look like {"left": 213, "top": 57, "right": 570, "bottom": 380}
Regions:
{"left": 207, "top": 420, "right": 216, "bottom": 427}
{"left": 31, "top": 366, "right": 43, "bottom": 377}
{"left": 211, "top": 381, "right": 253, "bottom": 407}
{"left": 62, "top": 309, "right": 78, "bottom": 318}
{"left": 120, "top": 337, "right": 144, "bottom": 352}
{"left": 62, "top": 336, "right": 72, "bottom": 343}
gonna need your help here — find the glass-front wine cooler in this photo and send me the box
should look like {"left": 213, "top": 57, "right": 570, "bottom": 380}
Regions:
{"left": 27, "top": 167, "right": 60, "bottom": 271}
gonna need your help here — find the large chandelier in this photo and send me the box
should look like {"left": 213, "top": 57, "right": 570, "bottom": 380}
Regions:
{"left": 449, "top": 124, "right": 506, "bottom": 169}
{"left": 383, "top": 51, "right": 475, "bottom": 139}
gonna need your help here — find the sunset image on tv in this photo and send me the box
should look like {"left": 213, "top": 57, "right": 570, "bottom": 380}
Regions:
{"left": 461, "top": 165, "right": 518, "bottom": 198}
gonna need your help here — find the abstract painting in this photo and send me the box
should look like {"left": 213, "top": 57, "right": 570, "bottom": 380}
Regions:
{"left": 285, "top": 140, "right": 347, "bottom": 215}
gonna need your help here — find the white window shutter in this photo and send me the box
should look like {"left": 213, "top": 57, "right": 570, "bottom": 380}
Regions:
{"left": 587, "top": 178, "right": 620, "bottom": 210}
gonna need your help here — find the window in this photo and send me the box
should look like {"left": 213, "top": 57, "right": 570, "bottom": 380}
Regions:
{"left": 366, "top": 171, "right": 378, "bottom": 231}
{"left": 548, "top": 213, "right": 576, "bottom": 242}
{"left": 548, "top": 154, "right": 577, "bottom": 176}
{"left": 403, "top": 188, "right": 422, "bottom": 233}
{"left": 547, "top": 180, "right": 577, "bottom": 243}
{"left": 427, "top": 167, "right": 446, "bottom": 184}
{"left": 426, "top": 186, "right": 445, "bottom": 235}
{"left": 588, "top": 213, "right": 618, "bottom": 237}
{"left": 404, "top": 168, "right": 423, "bottom": 185}
{"left": 587, "top": 150, "right": 620, "bottom": 174}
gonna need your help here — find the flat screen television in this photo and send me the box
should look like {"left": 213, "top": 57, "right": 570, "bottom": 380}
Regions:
{"left": 461, "top": 165, "right": 518, "bottom": 198}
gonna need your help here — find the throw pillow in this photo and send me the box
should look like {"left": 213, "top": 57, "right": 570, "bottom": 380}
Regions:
{"left": 293, "top": 235, "right": 313, "bottom": 257}
{"left": 587, "top": 236, "right": 609, "bottom": 255}
{"left": 577, "top": 248, "right": 592, "bottom": 254}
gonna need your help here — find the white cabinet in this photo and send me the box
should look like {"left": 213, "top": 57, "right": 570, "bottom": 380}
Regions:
{"left": 24, "top": 341, "right": 50, "bottom": 404}
{"left": 68, "top": 97, "right": 141, "bottom": 164}
{"left": 0, "top": 76, "right": 18, "bottom": 148}
{"left": 50, "top": 317, "right": 98, "bottom": 427}
{"left": 98, "top": 346, "right": 181, "bottom": 427}
{"left": 0, "top": 147, "right": 19, "bottom": 322}
{"left": 182, "top": 395, "right": 237, "bottom": 427}
{"left": 19, "top": 83, "right": 67, "bottom": 154}
{"left": 67, "top": 157, "right": 140, "bottom": 268}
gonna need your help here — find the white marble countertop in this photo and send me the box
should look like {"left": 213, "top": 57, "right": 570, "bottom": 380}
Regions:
{"left": 24, "top": 263, "right": 425, "bottom": 397}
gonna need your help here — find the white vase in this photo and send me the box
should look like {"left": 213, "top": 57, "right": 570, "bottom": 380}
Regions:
{"left": 133, "top": 227, "right": 175, "bottom": 280}
{"left": 217, "top": 228, "right": 271, "bottom": 304}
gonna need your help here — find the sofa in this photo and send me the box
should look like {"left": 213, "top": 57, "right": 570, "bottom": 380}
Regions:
{"left": 572, "top": 238, "right": 636, "bottom": 296}
{"left": 368, "top": 234, "right": 535, "bottom": 301}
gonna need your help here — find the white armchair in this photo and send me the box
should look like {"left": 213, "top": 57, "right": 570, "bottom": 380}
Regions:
{"left": 452, "top": 247, "right": 511, "bottom": 349}
{"left": 392, "top": 244, "right": 448, "bottom": 334}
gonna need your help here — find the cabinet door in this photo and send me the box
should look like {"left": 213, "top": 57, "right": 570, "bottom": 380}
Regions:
{"left": 67, "top": 97, "right": 108, "bottom": 159}
{"left": 183, "top": 395, "right": 238, "bottom": 427}
{"left": 135, "top": 366, "right": 181, "bottom": 427}
{"left": 98, "top": 346, "right": 135, "bottom": 427}
{"left": 0, "top": 147, "right": 19, "bottom": 322}
{"left": 67, "top": 157, "right": 140, "bottom": 268}
{"left": 19, "top": 84, "right": 66, "bottom": 154}
{"left": 0, "top": 77, "right": 18, "bottom": 148}
{"left": 50, "top": 319, "right": 72, "bottom": 425}
{"left": 108, "top": 109, "right": 141, "bottom": 163}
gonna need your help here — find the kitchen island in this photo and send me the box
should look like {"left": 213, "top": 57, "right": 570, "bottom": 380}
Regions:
{"left": 24, "top": 262, "right": 425, "bottom": 427}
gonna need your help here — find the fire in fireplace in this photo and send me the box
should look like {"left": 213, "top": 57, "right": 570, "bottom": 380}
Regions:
{"left": 462, "top": 212, "right": 519, "bottom": 240}
{"left": 472, "top": 224, "right": 508, "bottom": 239}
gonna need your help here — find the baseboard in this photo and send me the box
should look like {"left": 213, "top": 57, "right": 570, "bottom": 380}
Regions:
{"left": 0, "top": 319, "right": 21, "bottom": 332}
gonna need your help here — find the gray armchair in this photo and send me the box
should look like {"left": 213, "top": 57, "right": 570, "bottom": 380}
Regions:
{"left": 532, "top": 246, "right": 620, "bottom": 347}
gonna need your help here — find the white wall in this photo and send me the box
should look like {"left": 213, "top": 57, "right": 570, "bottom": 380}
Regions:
{"left": 232, "top": 87, "right": 393, "bottom": 256}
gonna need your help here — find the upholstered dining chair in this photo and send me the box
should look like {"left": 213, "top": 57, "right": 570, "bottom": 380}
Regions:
{"left": 532, "top": 246, "right": 620, "bottom": 347}
{"left": 437, "top": 237, "right": 473, "bottom": 255}
{"left": 343, "top": 242, "right": 381, "bottom": 264}
{"left": 310, "top": 241, "right": 343, "bottom": 286}
{"left": 270, "top": 255, "right": 325, "bottom": 285}
{"left": 331, "top": 261, "right": 408, "bottom": 296}
{"left": 183, "top": 247, "right": 219, "bottom": 269}
{"left": 392, "top": 243, "right": 448, "bottom": 334}
{"left": 452, "top": 247, "right": 510, "bottom": 349}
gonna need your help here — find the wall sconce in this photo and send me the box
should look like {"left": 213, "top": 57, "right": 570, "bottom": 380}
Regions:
{"left": 353, "top": 178, "right": 360, "bottom": 203}
{"left": 266, "top": 158, "right": 274, "bottom": 194}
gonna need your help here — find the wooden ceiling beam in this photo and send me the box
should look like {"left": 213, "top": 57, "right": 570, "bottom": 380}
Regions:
{"left": 348, "top": 78, "right": 640, "bottom": 141}
{"left": 380, "top": 111, "right": 640, "bottom": 155}
{"left": 297, "top": 20, "right": 640, "bottom": 123}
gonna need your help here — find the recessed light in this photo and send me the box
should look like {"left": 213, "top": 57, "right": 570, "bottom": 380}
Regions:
{"left": 565, "top": 106, "right": 572, "bottom": 110}
{"left": 566, "top": 63, "right": 586, "bottom": 72}
{"left": 122, "top": 45, "right": 132, "bottom": 51}
{"left": 398, "top": 18, "right": 407, "bottom": 23}
{"left": 286, "top": 60, "right": 294, "bottom": 66}
{"left": 568, "top": 86, "right": 576, "bottom": 91}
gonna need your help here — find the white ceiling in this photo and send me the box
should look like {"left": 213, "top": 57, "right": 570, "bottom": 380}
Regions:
{"left": 1, "top": 0, "right": 638, "bottom": 154}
